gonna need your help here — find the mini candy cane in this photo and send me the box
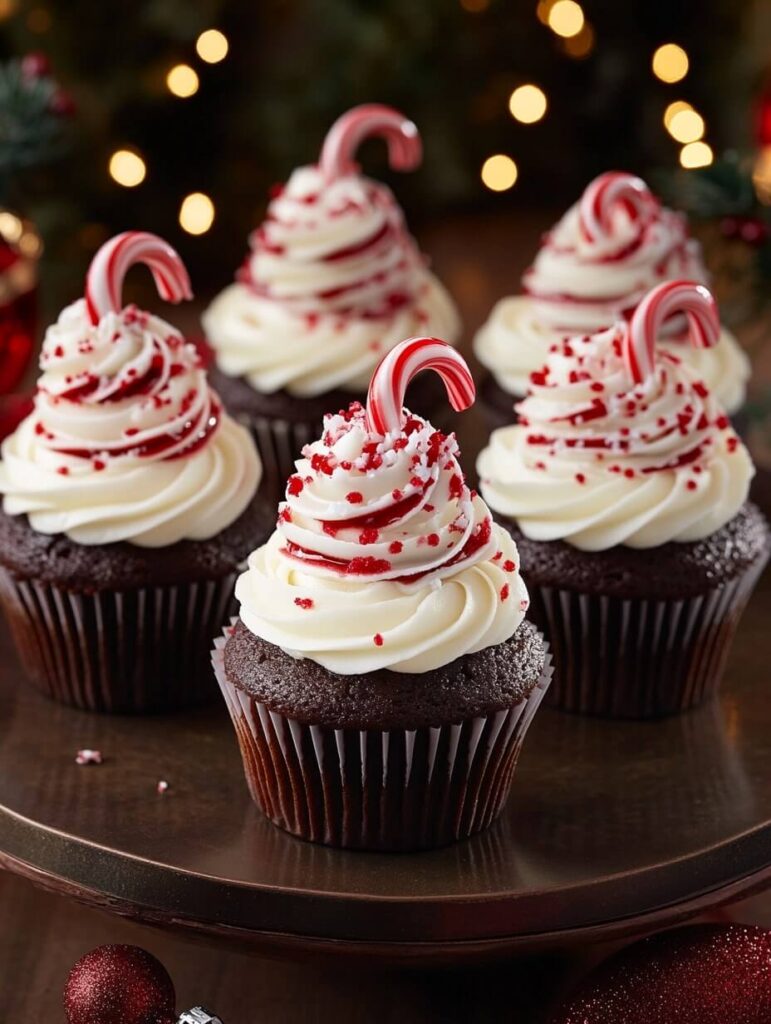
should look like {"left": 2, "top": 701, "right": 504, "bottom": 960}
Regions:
{"left": 365, "top": 336, "right": 475, "bottom": 436}
{"left": 85, "top": 231, "right": 192, "bottom": 325}
{"left": 579, "top": 171, "right": 657, "bottom": 244}
{"left": 625, "top": 280, "right": 720, "bottom": 385}
{"left": 319, "top": 104, "right": 422, "bottom": 182}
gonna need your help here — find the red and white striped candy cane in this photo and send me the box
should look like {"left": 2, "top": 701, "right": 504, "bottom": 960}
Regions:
{"left": 625, "top": 280, "right": 720, "bottom": 385}
{"left": 579, "top": 171, "right": 657, "bottom": 244}
{"left": 319, "top": 104, "right": 422, "bottom": 182}
{"left": 365, "top": 337, "right": 475, "bottom": 436}
{"left": 85, "top": 231, "right": 192, "bottom": 325}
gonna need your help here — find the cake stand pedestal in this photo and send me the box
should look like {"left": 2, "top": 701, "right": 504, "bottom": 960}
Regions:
{"left": 1, "top": 573, "right": 769, "bottom": 966}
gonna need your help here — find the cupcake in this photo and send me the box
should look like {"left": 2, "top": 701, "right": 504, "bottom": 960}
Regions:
{"left": 203, "top": 104, "right": 461, "bottom": 498}
{"left": 477, "top": 280, "right": 769, "bottom": 719}
{"left": 474, "top": 172, "right": 749, "bottom": 428}
{"left": 212, "top": 337, "right": 551, "bottom": 851}
{"left": 0, "top": 231, "right": 266, "bottom": 713}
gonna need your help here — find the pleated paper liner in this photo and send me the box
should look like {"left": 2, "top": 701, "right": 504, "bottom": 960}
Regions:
{"left": 212, "top": 625, "right": 553, "bottom": 852}
{"left": 526, "top": 556, "right": 766, "bottom": 719}
{"left": 0, "top": 570, "right": 239, "bottom": 714}
{"left": 245, "top": 413, "right": 320, "bottom": 507}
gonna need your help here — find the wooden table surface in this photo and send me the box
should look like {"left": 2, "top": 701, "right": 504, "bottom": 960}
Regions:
{"left": 2, "top": 210, "right": 771, "bottom": 1020}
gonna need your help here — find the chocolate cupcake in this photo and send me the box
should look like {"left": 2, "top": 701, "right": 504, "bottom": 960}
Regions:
{"left": 478, "top": 280, "right": 769, "bottom": 719}
{"left": 474, "top": 172, "right": 750, "bottom": 430}
{"left": 213, "top": 337, "right": 551, "bottom": 851}
{"left": 202, "top": 104, "right": 461, "bottom": 499}
{"left": 0, "top": 232, "right": 266, "bottom": 713}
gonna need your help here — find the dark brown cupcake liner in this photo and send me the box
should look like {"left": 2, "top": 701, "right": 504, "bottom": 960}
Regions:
{"left": 243, "top": 413, "right": 319, "bottom": 506}
{"left": 212, "top": 625, "right": 553, "bottom": 852}
{"left": 526, "top": 558, "right": 766, "bottom": 719}
{"left": 0, "top": 570, "right": 240, "bottom": 713}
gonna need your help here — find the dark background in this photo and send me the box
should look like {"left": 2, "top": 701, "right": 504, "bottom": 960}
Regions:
{"left": 0, "top": 0, "right": 769, "bottom": 298}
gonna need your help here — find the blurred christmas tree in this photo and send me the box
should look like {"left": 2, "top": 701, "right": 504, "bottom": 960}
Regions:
{"left": 0, "top": 0, "right": 758, "bottom": 301}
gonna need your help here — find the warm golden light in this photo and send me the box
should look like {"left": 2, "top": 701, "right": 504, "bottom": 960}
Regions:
{"left": 547, "top": 0, "right": 584, "bottom": 38}
{"left": 196, "top": 28, "right": 229, "bottom": 63}
{"left": 652, "top": 43, "right": 689, "bottom": 84}
{"left": 179, "top": 192, "right": 215, "bottom": 234}
{"left": 752, "top": 146, "right": 771, "bottom": 205}
{"left": 0, "top": 212, "right": 23, "bottom": 245}
{"left": 664, "top": 100, "right": 693, "bottom": 130}
{"left": 679, "top": 141, "right": 713, "bottom": 170}
{"left": 536, "top": 0, "right": 556, "bottom": 24}
{"left": 667, "top": 108, "right": 705, "bottom": 144}
{"left": 561, "top": 21, "right": 595, "bottom": 58}
{"left": 0, "top": 0, "right": 18, "bottom": 20}
{"left": 509, "top": 84, "right": 547, "bottom": 124}
{"left": 109, "top": 150, "right": 146, "bottom": 188}
{"left": 166, "top": 64, "right": 199, "bottom": 99}
{"left": 481, "top": 155, "right": 518, "bottom": 192}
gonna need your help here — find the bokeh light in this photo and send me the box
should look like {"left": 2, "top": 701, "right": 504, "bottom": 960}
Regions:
{"left": 179, "top": 192, "right": 215, "bottom": 234}
{"left": 166, "top": 64, "right": 199, "bottom": 99}
{"left": 460, "top": 0, "right": 489, "bottom": 11}
{"left": 109, "top": 149, "right": 146, "bottom": 188}
{"left": 664, "top": 100, "right": 693, "bottom": 130}
{"left": 679, "top": 141, "right": 713, "bottom": 169}
{"left": 509, "top": 84, "right": 547, "bottom": 124}
{"left": 652, "top": 43, "right": 689, "bottom": 84}
{"left": 196, "top": 29, "right": 229, "bottom": 63}
{"left": 547, "top": 0, "right": 584, "bottom": 38}
{"left": 561, "top": 21, "right": 595, "bottom": 58}
{"left": 481, "top": 155, "right": 518, "bottom": 192}
{"left": 667, "top": 108, "right": 705, "bottom": 143}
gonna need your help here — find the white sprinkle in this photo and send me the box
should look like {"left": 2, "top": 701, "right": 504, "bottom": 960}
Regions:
{"left": 75, "top": 749, "right": 103, "bottom": 766}
{"left": 157, "top": 780, "right": 170, "bottom": 794}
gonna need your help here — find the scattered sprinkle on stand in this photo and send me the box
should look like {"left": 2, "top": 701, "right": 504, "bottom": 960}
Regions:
{"left": 75, "top": 749, "right": 103, "bottom": 766}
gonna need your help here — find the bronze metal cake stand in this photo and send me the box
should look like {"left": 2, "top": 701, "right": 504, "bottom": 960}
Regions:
{"left": 0, "top": 573, "right": 769, "bottom": 966}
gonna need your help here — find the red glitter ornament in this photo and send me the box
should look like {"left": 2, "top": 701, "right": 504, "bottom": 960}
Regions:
{"left": 64, "top": 944, "right": 176, "bottom": 1024}
{"left": 552, "top": 924, "right": 771, "bottom": 1024}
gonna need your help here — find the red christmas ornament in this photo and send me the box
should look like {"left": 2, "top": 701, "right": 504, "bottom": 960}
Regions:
{"left": 20, "top": 51, "right": 51, "bottom": 80}
{"left": 552, "top": 924, "right": 771, "bottom": 1024}
{"left": 49, "top": 88, "right": 77, "bottom": 117}
{"left": 64, "top": 945, "right": 176, "bottom": 1024}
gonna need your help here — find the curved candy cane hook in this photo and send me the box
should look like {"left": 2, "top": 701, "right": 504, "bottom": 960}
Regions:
{"left": 579, "top": 171, "right": 658, "bottom": 244}
{"left": 85, "top": 231, "right": 193, "bottom": 325}
{"left": 319, "top": 104, "right": 422, "bottom": 183}
{"left": 365, "top": 337, "right": 475, "bottom": 436}
{"left": 625, "top": 280, "right": 720, "bottom": 385}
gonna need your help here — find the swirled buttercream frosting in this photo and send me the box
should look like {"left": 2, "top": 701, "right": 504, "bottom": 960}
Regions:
{"left": 478, "top": 323, "right": 754, "bottom": 551}
{"left": 0, "top": 298, "right": 262, "bottom": 547}
{"left": 203, "top": 107, "right": 460, "bottom": 398}
{"left": 474, "top": 172, "right": 749, "bottom": 412}
{"left": 236, "top": 401, "right": 528, "bottom": 673}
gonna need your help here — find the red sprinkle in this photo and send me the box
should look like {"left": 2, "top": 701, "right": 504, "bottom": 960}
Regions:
{"left": 389, "top": 541, "right": 403, "bottom": 554}
{"left": 294, "top": 597, "right": 314, "bottom": 609}
{"left": 686, "top": 480, "right": 698, "bottom": 491}
{"left": 287, "top": 475, "right": 304, "bottom": 496}
{"left": 359, "top": 528, "right": 379, "bottom": 545}
{"left": 346, "top": 491, "right": 363, "bottom": 504}
{"left": 426, "top": 533, "right": 440, "bottom": 547}
{"left": 500, "top": 584, "right": 510, "bottom": 602}
{"left": 503, "top": 560, "right": 517, "bottom": 572}
{"left": 373, "top": 633, "right": 384, "bottom": 647}
{"left": 575, "top": 473, "right": 586, "bottom": 484}
{"left": 57, "top": 466, "right": 69, "bottom": 475}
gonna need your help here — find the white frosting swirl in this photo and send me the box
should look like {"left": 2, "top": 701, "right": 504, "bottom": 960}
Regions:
{"left": 474, "top": 197, "right": 749, "bottom": 413}
{"left": 203, "top": 165, "right": 460, "bottom": 397}
{"left": 477, "top": 326, "right": 754, "bottom": 551}
{"left": 0, "top": 298, "right": 262, "bottom": 547}
{"left": 236, "top": 402, "right": 528, "bottom": 673}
